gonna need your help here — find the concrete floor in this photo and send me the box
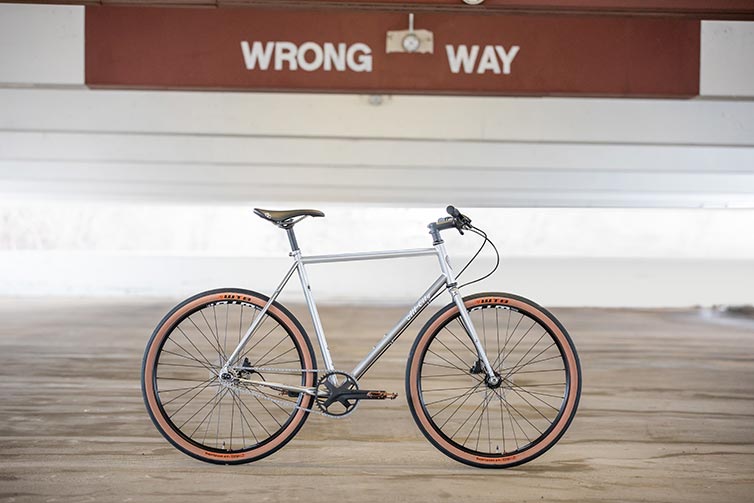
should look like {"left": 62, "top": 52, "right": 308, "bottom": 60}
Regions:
{"left": 1, "top": 299, "right": 753, "bottom": 502}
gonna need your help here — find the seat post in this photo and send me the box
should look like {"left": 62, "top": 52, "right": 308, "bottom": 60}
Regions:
{"left": 285, "top": 227, "right": 300, "bottom": 252}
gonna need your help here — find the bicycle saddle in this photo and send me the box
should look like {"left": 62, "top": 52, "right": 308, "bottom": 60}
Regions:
{"left": 253, "top": 208, "right": 325, "bottom": 226}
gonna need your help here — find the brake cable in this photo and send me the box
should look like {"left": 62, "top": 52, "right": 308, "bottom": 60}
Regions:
{"left": 456, "top": 224, "right": 500, "bottom": 289}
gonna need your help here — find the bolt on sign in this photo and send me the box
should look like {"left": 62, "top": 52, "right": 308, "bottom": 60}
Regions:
{"left": 85, "top": 6, "right": 700, "bottom": 97}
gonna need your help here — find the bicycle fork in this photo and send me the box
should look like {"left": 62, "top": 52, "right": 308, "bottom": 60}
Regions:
{"left": 434, "top": 241, "right": 500, "bottom": 387}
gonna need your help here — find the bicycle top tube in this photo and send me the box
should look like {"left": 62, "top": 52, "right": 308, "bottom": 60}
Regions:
{"left": 300, "top": 248, "right": 436, "bottom": 265}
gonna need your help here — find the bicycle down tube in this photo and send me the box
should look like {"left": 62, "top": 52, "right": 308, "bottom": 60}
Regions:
{"left": 223, "top": 242, "right": 496, "bottom": 385}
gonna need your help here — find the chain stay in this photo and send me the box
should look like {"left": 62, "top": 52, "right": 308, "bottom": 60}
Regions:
{"left": 227, "top": 367, "right": 354, "bottom": 419}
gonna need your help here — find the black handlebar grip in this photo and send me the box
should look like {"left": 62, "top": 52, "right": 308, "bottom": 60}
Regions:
{"left": 447, "top": 205, "right": 461, "bottom": 218}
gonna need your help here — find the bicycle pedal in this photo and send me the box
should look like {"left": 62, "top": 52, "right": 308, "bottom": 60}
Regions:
{"left": 365, "top": 391, "right": 398, "bottom": 400}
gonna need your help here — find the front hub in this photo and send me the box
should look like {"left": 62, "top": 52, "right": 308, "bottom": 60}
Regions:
{"left": 470, "top": 359, "right": 503, "bottom": 389}
{"left": 485, "top": 373, "right": 503, "bottom": 389}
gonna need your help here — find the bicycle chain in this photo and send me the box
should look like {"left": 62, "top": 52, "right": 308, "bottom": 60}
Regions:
{"left": 224, "top": 367, "right": 355, "bottom": 419}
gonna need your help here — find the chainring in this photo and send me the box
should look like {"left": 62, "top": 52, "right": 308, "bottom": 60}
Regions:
{"left": 314, "top": 371, "right": 360, "bottom": 417}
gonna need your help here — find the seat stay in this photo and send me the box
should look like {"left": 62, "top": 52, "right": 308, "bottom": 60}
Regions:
{"left": 223, "top": 261, "right": 299, "bottom": 369}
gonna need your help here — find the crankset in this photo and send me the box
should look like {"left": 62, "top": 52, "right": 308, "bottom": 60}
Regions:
{"left": 315, "top": 371, "right": 398, "bottom": 418}
{"left": 224, "top": 366, "right": 398, "bottom": 419}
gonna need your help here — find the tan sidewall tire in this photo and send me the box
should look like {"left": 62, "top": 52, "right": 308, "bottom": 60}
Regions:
{"left": 141, "top": 289, "right": 316, "bottom": 465}
{"left": 406, "top": 293, "right": 581, "bottom": 468}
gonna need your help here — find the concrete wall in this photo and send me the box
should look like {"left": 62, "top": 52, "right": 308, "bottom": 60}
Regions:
{"left": 1, "top": 201, "right": 752, "bottom": 307}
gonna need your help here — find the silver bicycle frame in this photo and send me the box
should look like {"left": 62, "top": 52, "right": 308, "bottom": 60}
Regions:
{"left": 223, "top": 237, "right": 496, "bottom": 383}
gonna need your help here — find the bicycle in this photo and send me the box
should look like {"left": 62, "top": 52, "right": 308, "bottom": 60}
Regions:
{"left": 141, "top": 206, "right": 581, "bottom": 468}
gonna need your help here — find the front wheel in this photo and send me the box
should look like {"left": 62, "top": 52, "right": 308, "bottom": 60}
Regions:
{"left": 406, "top": 293, "right": 581, "bottom": 468}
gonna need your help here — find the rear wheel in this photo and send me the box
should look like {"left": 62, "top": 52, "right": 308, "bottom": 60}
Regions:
{"left": 141, "top": 288, "right": 317, "bottom": 464}
{"left": 406, "top": 293, "right": 581, "bottom": 468}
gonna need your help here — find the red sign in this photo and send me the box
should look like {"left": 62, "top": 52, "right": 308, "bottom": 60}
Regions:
{"left": 85, "top": 6, "right": 700, "bottom": 97}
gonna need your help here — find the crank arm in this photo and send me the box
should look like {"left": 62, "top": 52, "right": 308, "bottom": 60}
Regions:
{"left": 334, "top": 390, "right": 398, "bottom": 401}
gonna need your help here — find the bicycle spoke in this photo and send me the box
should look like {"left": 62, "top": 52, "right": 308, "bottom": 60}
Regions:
{"left": 189, "top": 388, "right": 227, "bottom": 438}
{"left": 422, "top": 372, "right": 481, "bottom": 379}
{"left": 212, "top": 304, "right": 221, "bottom": 356}
{"left": 486, "top": 388, "right": 492, "bottom": 453}
{"left": 167, "top": 378, "right": 217, "bottom": 416}
{"left": 177, "top": 386, "right": 228, "bottom": 429}
{"left": 426, "top": 348, "right": 469, "bottom": 374}
{"left": 422, "top": 385, "right": 483, "bottom": 393}
{"left": 233, "top": 389, "right": 272, "bottom": 437}
{"left": 159, "top": 376, "right": 216, "bottom": 406}
{"left": 505, "top": 380, "right": 563, "bottom": 411}
{"left": 159, "top": 347, "right": 216, "bottom": 371}
{"left": 230, "top": 391, "right": 248, "bottom": 448}
{"left": 237, "top": 322, "right": 278, "bottom": 363}
{"left": 187, "top": 315, "right": 226, "bottom": 363}
{"left": 251, "top": 333, "right": 288, "bottom": 367}
{"left": 504, "top": 345, "right": 560, "bottom": 380}
{"left": 500, "top": 354, "right": 561, "bottom": 374}
{"left": 470, "top": 392, "right": 488, "bottom": 450}
{"left": 447, "top": 321, "right": 478, "bottom": 357}
{"left": 499, "top": 393, "right": 506, "bottom": 454}
{"left": 495, "top": 309, "right": 501, "bottom": 373}
{"left": 481, "top": 309, "right": 487, "bottom": 358}
{"left": 451, "top": 391, "right": 489, "bottom": 440}
{"left": 422, "top": 361, "right": 471, "bottom": 373}
{"left": 230, "top": 389, "right": 260, "bottom": 444}
{"left": 502, "top": 332, "right": 549, "bottom": 380}
{"left": 158, "top": 362, "right": 211, "bottom": 370}
{"left": 424, "top": 387, "right": 486, "bottom": 406}
{"left": 513, "top": 368, "right": 565, "bottom": 374}
{"left": 175, "top": 326, "right": 217, "bottom": 370}
{"left": 257, "top": 346, "right": 297, "bottom": 367}
{"left": 238, "top": 304, "right": 244, "bottom": 345}
{"left": 433, "top": 336, "right": 473, "bottom": 372}
{"left": 224, "top": 302, "right": 229, "bottom": 355}
{"left": 199, "top": 309, "right": 227, "bottom": 361}
{"left": 501, "top": 319, "right": 537, "bottom": 364}
{"left": 200, "top": 388, "right": 225, "bottom": 444}
{"left": 158, "top": 381, "right": 215, "bottom": 394}
{"left": 496, "top": 389, "right": 542, "bottom": 438}
{"left": 439, "top": 381, "right": 485, "bottom": 429}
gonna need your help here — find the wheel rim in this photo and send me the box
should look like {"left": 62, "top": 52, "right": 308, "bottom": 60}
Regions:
{"left": 150, "top": 299, "right": 311, "bottom": 454}
{"left": 416, "top": 304, "right": 571, "bottom": 458}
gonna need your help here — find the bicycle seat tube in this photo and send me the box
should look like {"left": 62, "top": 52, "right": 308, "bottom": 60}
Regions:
{"left": 288, "top": 228, "right": 337, "bottom": 374}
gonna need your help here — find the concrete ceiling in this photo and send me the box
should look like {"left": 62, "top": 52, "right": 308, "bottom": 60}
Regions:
{"left": 1, "top": 4, "right": 753, "bottom": 208}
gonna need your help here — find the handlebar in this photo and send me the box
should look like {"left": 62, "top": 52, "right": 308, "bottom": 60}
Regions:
{"left": 429, "top": 205, "right": 473, "bottom": 238}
